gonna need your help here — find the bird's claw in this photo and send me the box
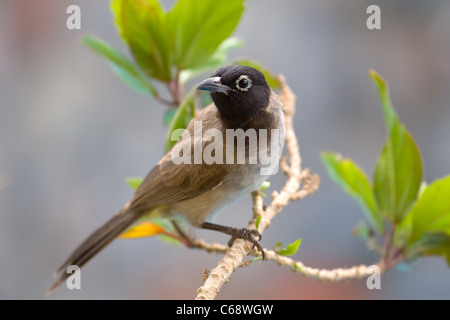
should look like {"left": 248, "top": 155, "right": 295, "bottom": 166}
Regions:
{"left": 228, "top": 228, "right": 265, "bottom": 260}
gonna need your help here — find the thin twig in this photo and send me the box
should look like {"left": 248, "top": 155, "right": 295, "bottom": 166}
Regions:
{"left": 167, "top": 70, "right": 183, "bottom": 106}
{"left": 379, "top": 223, "right": 396, "bottom": 271}
{"left": 153, "top": 93, "right": 178, "bottom": 108}
{"left": 194, "top": 239, "right": 375, "bottom": 282}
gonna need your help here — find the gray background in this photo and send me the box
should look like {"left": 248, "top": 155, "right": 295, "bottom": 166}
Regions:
{"left": 0, "top": 0, "right": 449, "bottom": 299}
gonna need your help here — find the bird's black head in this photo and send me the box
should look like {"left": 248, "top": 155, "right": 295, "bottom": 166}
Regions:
{"left": 197, "top": 65, "right": 271, "bottom": 127}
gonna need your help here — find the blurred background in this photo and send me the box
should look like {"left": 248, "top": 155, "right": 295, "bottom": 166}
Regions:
{"left": 1, "top": 0, "right": 449, "bottom": 299}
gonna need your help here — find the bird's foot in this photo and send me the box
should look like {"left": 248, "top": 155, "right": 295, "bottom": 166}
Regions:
{"left": 200, "top": 222, "right": 265, "bottom": 259}
{"left": 227, "top": 228, "right": 265, "bottom": 260}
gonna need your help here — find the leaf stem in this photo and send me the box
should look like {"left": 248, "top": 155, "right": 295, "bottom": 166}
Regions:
{"left": 160, "top": 230, "right": 194, "bottom": 248}
{"left": 171, "top": 220, "right": 197, "bottom": 248}
{"left": 153, "top": 92, "right": 179, "bottom": 107}
{"left": 167, "top": 69, "right": 183, "bottom": 107}
{"left": 378, "top": 222, "right": 406, "bottom": 272}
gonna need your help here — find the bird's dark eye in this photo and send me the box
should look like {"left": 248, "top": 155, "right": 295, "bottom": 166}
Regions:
{"left": 235, "top": 75, "right": 252, "bottom": 92}
{"left": 239, "top": 78, "right": 248, "bottom": 88}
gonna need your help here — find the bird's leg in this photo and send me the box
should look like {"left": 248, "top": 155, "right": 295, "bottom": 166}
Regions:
{"left": 200, "top": 222, "right": 265, "bottom": 259}
{"left": 171, "top": 220, "right": 197, "bottom": 248}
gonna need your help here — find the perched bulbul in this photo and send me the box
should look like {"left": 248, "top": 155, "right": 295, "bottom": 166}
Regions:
{"left": 47, "top": 65, "right": 285, "bottom": 295}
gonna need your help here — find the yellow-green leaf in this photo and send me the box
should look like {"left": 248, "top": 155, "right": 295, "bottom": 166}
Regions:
{"left": 166, "top": 0, "right": 244, "bottom": 70}
{"left": 82, "top": 36, "right": 157, "bottom": 96}
{"left": 277, "top": 239, "right": 302, "bottom": 256}
{"left": 321, "top": 152, "right": 384, "bottom": 234}
{"left": 255, "top": 215, "right": 262, "bottom": 229}
{"left": 125, "top": 177, "right": 144, "bottom": 191}
{"left": 164, "top": 89, "right": 195, "bottom": 152}
{"left": 403, "top": 175, "right": 450, "bottom": 243}
{"left": 404, "top": 233, "right": 450, "bottom": 266}
{"left": 370, "top": 70, "right": 423, "bottom": 223}
{"left": 119, "top": 222, "right": 165, "bottom": 239}
{"left": 111, "top": 0, "right": 173, "bottom": 81}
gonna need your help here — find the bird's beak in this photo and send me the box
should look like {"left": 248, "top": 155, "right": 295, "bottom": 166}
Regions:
{"left": 197, "top": 77, "right": 231, "bottom": 95}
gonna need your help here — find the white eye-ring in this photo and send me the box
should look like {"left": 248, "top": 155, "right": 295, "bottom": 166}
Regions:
{"left": 235, "top": 75, "right": 252, "bottom": 92}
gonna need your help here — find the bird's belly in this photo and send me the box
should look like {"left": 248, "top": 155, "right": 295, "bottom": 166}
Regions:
{"left": 170, "top": 165, "right": 267, "bottom": 227}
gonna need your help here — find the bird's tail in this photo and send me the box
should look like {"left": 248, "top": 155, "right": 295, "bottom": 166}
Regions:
{"left": 46, "top": 208, "right": 141, "bottom": 296}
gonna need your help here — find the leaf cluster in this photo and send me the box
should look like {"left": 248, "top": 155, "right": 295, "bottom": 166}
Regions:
{"left": 321, "top": 70, "right": 450, "bottom": 267}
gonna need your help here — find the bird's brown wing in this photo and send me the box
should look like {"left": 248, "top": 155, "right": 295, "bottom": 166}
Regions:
{"left": 130, "top": 105, "right": 228, "bottom": 213}
{"left": 131, "top": 159, "right": 228, "bottom": 212}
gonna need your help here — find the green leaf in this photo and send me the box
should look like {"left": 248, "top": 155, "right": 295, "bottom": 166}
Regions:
{"left": 82, "top": 36, "right": 157, "bottom": 96}
{"left": 403, "top": 175, "right": 450, "bottom": 243}
{"left": 111, "top": 0, "right": 165, "bottom": 42}
{"left": 273, "top": 242, "right": 283, "bottom": 252}
{"left": 154, "top": 217, "right": 185, "bottom": 245}
{"left": 405, "top": 233, "right": 450, "bottom": 266}
{"left": 420, "top": 235, "right": 450, "bottom": 266}
{"left": 163, "top": 109, "right": 177, "bottom": 127}
{"left": 111, "top": 0, "right": 173, "bottom": 81}
{"left": 234, "top": 59, "right": 281, "bottom": 89}
{"left": 370, "top": 70, "right": 423, "bottom": 223}
{"left": 164, "top": 90, "right": 196, "bottom": 152}
{"left": 249, "top": 256, "right": 263, "bottom": 262}
{"left": 179, "top": 37, "right": 243, "bottom": 84}
{"left": 125, "top": 177, "right": 144, "bottom": 191}
{"left": 294, "top": 263, "right": 303, "bottom": 273}
{"left": 166, "top": 0, "right": 244, "bottom": 70}
{"left": 417, "top": 181, "right": 428, "bottom": 199}
{"left": 277, "top": 239, "right": 301, "bottom": 256}
{"left": 259, "top": 181, "right": 270, "bottom": 192}
{"left": 255, "top": 215, "right": 262, "bottom": 229}
{"left": 120, "top": 221, "right": 165, "bottom": 239}
{"left": 258, "top": 181, "right": 270, "bottom": 198}
{"left": 321, "top": 152, "right": 384, "bottom": 234}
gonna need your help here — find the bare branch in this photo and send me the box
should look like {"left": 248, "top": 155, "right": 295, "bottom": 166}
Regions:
{"left": 195, "top": 75, "right": 320, "bottom": 300}
{"left": 265, "top": 250, "right": 373, "bottom": 281}
{"left": 194, "top": 240, "right": 375, "bottom": 282}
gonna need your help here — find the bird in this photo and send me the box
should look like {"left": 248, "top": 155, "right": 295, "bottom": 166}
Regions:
{"left": 47, "top": 65, "right": 285, "bottom": 295}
